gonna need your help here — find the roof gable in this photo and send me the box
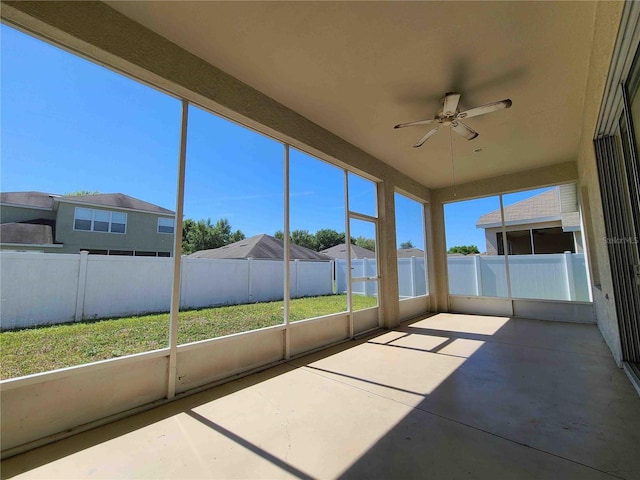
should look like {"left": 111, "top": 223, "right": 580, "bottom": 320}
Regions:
{"left": 397, "top": 248, "right": 424, "bottom": 258}
{"left": 476, "top": 188, "right": 561, "bottom": 228}
{"left": 320, "top": 243, "right": 376, "bottom": 260}
{"left": 189, "top": 234, "right": 332, "bottom": 261}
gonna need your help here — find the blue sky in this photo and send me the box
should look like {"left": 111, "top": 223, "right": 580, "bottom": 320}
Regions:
{"left": 444, "top": 197, "right": 501, "bottom": 251}
{"left": 1, "top": 24, "right": 544, "bottom": 252}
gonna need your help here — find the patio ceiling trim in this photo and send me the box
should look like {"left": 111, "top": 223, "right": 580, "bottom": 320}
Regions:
{"left": 433, "top": 161, "right": 578, "bottom": 205}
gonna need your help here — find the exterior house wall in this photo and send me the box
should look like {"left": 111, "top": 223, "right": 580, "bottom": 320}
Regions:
{"left": 54, "top": 203, "right": 174, "bottom": 255}
{"left": 0, "top": 205, "right": 56, "bottom": 224}
{"left": 485, "top": 229, "right": 499, "bottom": 255}
{"left": 575, "top": 0, "right": 625, "bottom": 365}
{"left": 0, "top": 205, "right": 59, "bottom": 252}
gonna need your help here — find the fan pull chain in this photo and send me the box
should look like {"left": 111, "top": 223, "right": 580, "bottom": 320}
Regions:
{"left": 449, "top": 127, "right": 457, "bottom": 197}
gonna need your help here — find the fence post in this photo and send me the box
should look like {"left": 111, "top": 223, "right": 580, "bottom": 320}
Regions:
{"left": 331, "top": 259, "right": 336, "bottom": 294}
{"left": 247, "top": 257, "right": 253, "bottom": 302}
{"left": 410, "top": 256, "right": 416, "bottom": 297}
{"left": 74, "top": 251, "right": 89, "bottom": 321}
{"left": 363, "top": 257, "right": 369, "bottom": 296}
{"left": 564, "top": 252, "right": 576, "bottom": 301}
{"left": 339, "top": 259, "right": 347, "bottom": 293}
{"left": 294, "top": 259, "right": 300, "bottom": 298}
{"left": 179, "top": 256, "right": 187, "bottom": 310}
{"left": 473, "top": 255, "right": 483, "bottom": 296}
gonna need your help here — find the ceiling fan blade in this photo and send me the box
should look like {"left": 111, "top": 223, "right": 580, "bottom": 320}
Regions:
{"left": 443, "top": 92, "right": 461, "bottom": 116}
{"left": 457, "top": 99, "right": 512, "bottom": 119}
{"left": 394, "top": 119, "right": 437, "bottom": 129}
{"left": 452, "top": 121, "right": 479, "bottom": 140}
{"left": 413, "top": 125, "right": 441, "bottom": 147}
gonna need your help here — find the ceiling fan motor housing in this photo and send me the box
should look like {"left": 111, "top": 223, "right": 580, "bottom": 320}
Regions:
{"left": 393, "top": 91, "right": 512, "bottom": 147}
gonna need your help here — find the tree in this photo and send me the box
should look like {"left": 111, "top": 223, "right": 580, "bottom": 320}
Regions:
{"left": 354, "top": 236, "right": 375, "bottom": 252}
{"left": 64, "top": 190, "right": 100, "bottom": 196}
{"left": 447, "top": 245, "right": 479, "bottom": 255}
{"left": 291, "top": 229, "right": 319, "bottom": 251}
{"left": 211, "top": 218, "right": 245, "bottom": 246}
{"left": 399, "top": 240, "right": 414, "bottom": 249}
{"left": 182, "top": 217, "right": 245, "bottom": 255}
{"left": 273, "top": 229, "right": 344, "bottom": 251}
{"left": 230, "top": 229, "right": 245, "bottom": 243}
{"left": 182, "top": 218, "right": 214, "bottom": 255}
{"left": 315, "top": 229, "right": 345, "bottom": 251}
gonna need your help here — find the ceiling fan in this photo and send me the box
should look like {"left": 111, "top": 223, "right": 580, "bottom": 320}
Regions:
{"left": 394, "top": 92, "right": 512, "bottom": 147}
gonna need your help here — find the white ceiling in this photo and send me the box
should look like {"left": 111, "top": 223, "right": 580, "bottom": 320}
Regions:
{"left": 107, "top": 1, "right": 598, "bottom": 189}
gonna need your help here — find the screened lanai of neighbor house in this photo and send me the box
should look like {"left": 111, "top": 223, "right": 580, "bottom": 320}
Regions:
{"left": 1, "top": 1, "right": 639, "bottom": 478}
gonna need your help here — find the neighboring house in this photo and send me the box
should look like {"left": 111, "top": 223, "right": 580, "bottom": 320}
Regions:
{"left": 189, "top": 234, "right": 332, "bottom": 261}
{"left": 0, "top": 191, "right": 176, "bottom": 256}
{"left": 476, "top": 185, "right": 582, "bottom": 255}
{"left": 320, "top": 243, "right": 376, "bottom": 260}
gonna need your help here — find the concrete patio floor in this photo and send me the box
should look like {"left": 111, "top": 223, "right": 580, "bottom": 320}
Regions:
{"left": 2, "top": 313, "right": 639, "bottom": 479}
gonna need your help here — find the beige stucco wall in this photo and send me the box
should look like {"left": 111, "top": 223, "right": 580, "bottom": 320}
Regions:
{"left": 574, "top": 0, "right": 625, "bottom": 365}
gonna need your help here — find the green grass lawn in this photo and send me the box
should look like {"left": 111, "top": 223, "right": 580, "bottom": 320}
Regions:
{"left": 0, "top": 294, "right": 377, "bottom": 380}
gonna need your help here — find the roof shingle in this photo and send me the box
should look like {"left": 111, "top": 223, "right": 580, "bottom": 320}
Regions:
{"left": 57, "top": 193, "right": 174, "bottom": 215}
{"left": 320, "top": 243, "right": 375, "bottom": 260}
{"left": 189, "top": 234, "right": 332, "bottom": 260}
{"left": 476, "top": 188, "right": 560, "bottom": 227}
{"left": 0, "top": 191, "right": 56, "bottom": 209}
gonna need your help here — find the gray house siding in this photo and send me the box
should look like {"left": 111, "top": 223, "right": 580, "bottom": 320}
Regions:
{"left": 54, "top": 203, "right": 174, "bottom": 255}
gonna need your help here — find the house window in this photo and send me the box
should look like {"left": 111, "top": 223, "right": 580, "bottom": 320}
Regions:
{"left": 74, "top": 208, "right": 93, "bottom": 231}
{"left": 134, "top": 251, "right": 157, "bottom": 257}
{"left": 111, "top": 213, "right": 127, "bottom": 233}
{"left": 74, "top": 207, "right": 127, "bottom": 234}
{"left": 157, "top": 217, "right": 175, "bottom": 234}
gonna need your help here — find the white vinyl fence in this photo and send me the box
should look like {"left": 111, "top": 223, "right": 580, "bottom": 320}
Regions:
{"left": 0, "top": 251, "right": 590, "bottom": 330}
{"left": 336, "top": 254, "right": 589, "bottom": 302}
{"left": 335, "top": 258, "right": 379, "bottom": 297}
{"left": 397, "top": 257, "right": 428, "bottom": 298}
{"left": 335, "top": 257, "right": 428, "bottom": 299}
{"left": 0, "top": 252, "right": 333, "bottom": 330}
{"left": 447, "top": 253, "right": 590, "bottom": 301}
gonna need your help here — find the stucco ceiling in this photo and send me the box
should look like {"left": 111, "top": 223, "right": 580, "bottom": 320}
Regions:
{"left": 106, "top": 1, "right": 598, "bottom": 189}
